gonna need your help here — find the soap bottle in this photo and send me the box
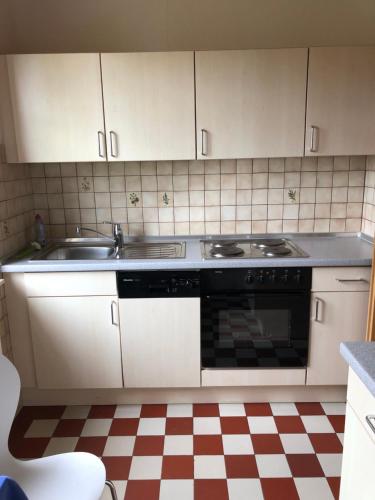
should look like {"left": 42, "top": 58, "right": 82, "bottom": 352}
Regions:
{"left": 35, "top": 214, "right": 46, "bottom": 247}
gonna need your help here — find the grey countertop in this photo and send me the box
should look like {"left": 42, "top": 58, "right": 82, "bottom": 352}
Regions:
{"left": 340, "top": 342, "right": 375, "bottom": 398}
{"left": 1, "top": 232, "right": 373, "bottom": 273}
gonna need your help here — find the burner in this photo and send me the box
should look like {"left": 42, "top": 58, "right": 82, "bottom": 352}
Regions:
{"left": 210, "top": 246, "right": 245, "bottom": 258}
{"left": 210, "top": 240, "right": 240, "bottom": 248}
{"left": 263, "top": 246, "right": 292, "bottom": 257}
{"left": 253, "top": 239, "right": 285, "bottom": 248}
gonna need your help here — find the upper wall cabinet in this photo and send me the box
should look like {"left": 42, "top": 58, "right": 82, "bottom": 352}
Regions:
{"left": 306, "top": 47, "right": 375, "bottom": 156}
{"left": 101, "top": 52, "right": 196, "bottom": 161}
{"left": 3, "top": 54, "right": 106, "bottom": 163}
{"left": 195, "top": 48, "right": 308, "bottom": 159}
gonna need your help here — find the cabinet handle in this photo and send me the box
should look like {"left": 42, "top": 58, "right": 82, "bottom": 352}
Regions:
{"left": 201, "top": 129, "right": 208, "bottom": 156}
{"left": 366, "top": 415, "right": 375, "bottom": 434}
{"left": 97, "top": 131, "right": 106, "bottom": 158}
{"left": 310, "top": 126, "right": 318, "bottom": 153}
{"left": 109, "top": 131, "right": 118, "bottom": 158}
{"left": 111, "top": 300, "right": 118, "bottom": 326}
{"left": 314, "top": 297, "right": 323, "bottom": 322}
{"left": 336, "top": 278, "right": 368, "bottom": 283}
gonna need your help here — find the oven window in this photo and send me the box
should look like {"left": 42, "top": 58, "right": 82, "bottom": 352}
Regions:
{"left": 201, "top": 293, "right": 310, "bottom": 369}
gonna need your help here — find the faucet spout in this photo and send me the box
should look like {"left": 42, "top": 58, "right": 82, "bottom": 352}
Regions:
{"left": 75, "top": 225, "right": 114, "bottom": 241}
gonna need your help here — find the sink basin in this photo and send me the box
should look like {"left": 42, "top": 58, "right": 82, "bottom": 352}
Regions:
{"left": 31, "top": 245, "right": 115, "bottom": 260}
{"left": 29, "top": 240, "right": 186, "bottom": 261}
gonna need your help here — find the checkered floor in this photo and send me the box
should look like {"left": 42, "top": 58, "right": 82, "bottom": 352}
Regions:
{"left": 9, "top": 402, "right": 345, "bottom": 500}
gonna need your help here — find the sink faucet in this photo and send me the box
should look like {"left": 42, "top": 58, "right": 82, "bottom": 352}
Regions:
{"left": 75, "top": 222, "right": 124, "bottom": 254}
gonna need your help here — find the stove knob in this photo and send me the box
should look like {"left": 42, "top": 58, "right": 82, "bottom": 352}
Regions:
{"left": 256, "top": 273, "right": 264, "bottom": 283}
{"left": 246, "top": 274, "right": 254, "bottom": 284}
{"left": 269, "top": 271, "right": 277, "bottom": 282}
{"left": 293, "top": 271, "right": 302, "bottom": 283}
{"left": 280, "top": 272, "right": 289, "bottom": 283}
{"left": 184, "top": 279, "right": 193, "bottom": 288}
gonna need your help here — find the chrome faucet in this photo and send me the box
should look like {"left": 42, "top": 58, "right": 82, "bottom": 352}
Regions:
{"left": 75, "top": 222, "right": 124, "bottom": 254}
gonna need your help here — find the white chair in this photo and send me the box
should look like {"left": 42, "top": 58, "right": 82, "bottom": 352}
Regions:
{"left": 0, "top": 354, "right": 117, "bottom": 500}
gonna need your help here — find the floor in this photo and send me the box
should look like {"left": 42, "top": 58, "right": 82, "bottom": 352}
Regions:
{"left": 9, "top": 402, "right": 345, "bottom": 500}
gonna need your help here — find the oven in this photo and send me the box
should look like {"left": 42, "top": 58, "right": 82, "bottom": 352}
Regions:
{"left": 201, "top": 267, "right": 312, "bottom": 369}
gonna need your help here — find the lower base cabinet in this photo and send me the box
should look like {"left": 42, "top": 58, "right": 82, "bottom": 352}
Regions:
{"left": 119, "top": 297, "right": 200, "bottom": 388}
{"left": 28, "top": 296, "right": 123, "bottom": 389}
{"left": 340, "top": 370, "right": 375, "bottom": 499}
{"left": 307, "top": 278, "right": 369, "bottom": 385}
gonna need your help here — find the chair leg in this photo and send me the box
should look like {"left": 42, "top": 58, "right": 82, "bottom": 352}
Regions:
{"left": 105, "top": 480, "right": 118, "bottom": 500}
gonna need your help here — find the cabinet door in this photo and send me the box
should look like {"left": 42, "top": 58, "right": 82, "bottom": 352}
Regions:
{"left": 306, "top": 291, "right": 368, "bottom": 385}
{"left": 119, "top": 298, "right": 200, "bottom": 388}
{"left": 28, "top": 296, "right": 123, "bottom": 389}
{"left": 340, "top": 404, "right": 375, "bottom": 500}
{"left": 101, "top": 52, "right": 195, "bottom": 161}
{"left": 195, "top": 48, "right": 307, "bottom": 159}
{"left": 306, "top": 47, "right": 375, "bottom": 156}
{"left": 5, "top": 54, "right": 106, "bottom": 163}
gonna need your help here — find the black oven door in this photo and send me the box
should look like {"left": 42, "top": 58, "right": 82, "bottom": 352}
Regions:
{"left": 201, "top": 292, "right": 310, "bottom": 368}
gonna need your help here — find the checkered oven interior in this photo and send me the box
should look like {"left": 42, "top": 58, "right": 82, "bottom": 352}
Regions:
{"left": 201, "top": 299, "right": 308, "bottom": 368}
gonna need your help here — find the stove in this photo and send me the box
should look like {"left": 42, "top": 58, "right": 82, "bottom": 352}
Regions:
{"left": 201, "top": 238, "right": 309, "bottom": 259}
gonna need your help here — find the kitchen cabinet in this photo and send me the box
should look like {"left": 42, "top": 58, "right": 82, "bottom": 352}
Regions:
{"left": 3, "top": 54, "right": 106, "bottom": 163}
{"left": 28, "top": 296, "right": 123, "bottom": 389}
{"left": 306, "top": 47, "right": 375, "bottom": 156}
{"left": 24, "top": 272, "right": 122, "bottom": 389}
{"left": 101, "top": 52, "right": 195, "bottom": 161}
{"left": 195, "top": 48, "right": 307, "bottom": 159}
{"left": 307, "top": 267, "right": 370, "bottom": 385}
{"left": 119, "top": 297, "right": 200, "bottom": 388}
{"left": 340, "top": 369, "right": 375, "bottom": 499}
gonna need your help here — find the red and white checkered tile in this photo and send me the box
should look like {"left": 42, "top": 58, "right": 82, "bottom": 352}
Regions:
{"left": 9, "top": 402, "right": 345, "bottom": 500}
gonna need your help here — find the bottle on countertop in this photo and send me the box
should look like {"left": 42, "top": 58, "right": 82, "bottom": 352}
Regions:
{"left": 35, "top": 214, "right": 46, "bottom": 247}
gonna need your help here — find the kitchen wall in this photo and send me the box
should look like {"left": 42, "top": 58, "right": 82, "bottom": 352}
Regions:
{"left": 363, "top": 155, "right": 375, "bottom": 237}
{"left": 31, "top": 156, "right": 366, "bottom": 239}
{"left": 0, "top": 121, "right": 34, "bottom": 358}
{"left": 1, "top": 0, "right": 375, "bottom": 54}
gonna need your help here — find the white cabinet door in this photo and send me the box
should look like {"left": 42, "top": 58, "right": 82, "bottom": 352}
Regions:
{"left": 306, "top": 291, "right": 368, "bottom": 385}
{"left": 340, "top": 403, "right": 375, "bottom": 500}
{"left": 5, "top": 54, "right": 106, "bottom": 163}
{"left": 119, "top": 298, "right": 200, "bottom": 388}
{"left": 28, "top": 296, "right": 123, "bottom": 389}
{"left": 195, "top": 48, "right": 307, "bottom": 159}
{"left": 101, "top": 52, "right": 196, "bottom": 161}
{"left": 306, "top": 47, "right": 375, "bottom": 156}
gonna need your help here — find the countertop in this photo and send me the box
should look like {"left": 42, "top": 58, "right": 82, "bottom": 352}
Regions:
{"left": 340, "top": 342, "right": 375, "bottom": 398}
{"left": 1, "top": 232, "right": 373, "bottom": 273}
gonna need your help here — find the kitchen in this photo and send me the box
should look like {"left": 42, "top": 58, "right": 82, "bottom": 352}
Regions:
{"left": 0, "top": 1, "right": 375, "bottom": 499}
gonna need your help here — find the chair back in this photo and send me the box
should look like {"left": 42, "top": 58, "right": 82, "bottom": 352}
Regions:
{"left": 0, "top": 355, "right": 20, "bottom": 453}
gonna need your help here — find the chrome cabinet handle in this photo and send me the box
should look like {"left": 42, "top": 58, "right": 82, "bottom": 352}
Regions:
{"left": 201, "top": 129, "right": 208, "bottom": 156}
{"left": 111, "top": 300, "right": 118, "bottom": 326}
{"left": 109, "top": 131, "right": 118, "bottom": 158}
{"left": 336, "top": 278, "right": 368, "bottom": 283}
{"left": 97, "top": 131, "right": 106, "bottom": 158}
{"left": 366, "top": 415, "right": 375, "bottom": 434}
{"left": 314, "top": 297, "right": 323, "bottom": 322}
{"left": 310, "top": 125, "right": 318, "bottom": 153}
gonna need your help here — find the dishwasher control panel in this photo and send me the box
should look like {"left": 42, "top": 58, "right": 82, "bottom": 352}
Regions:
{"left": 117, "top": 271, "right": 200, "bottom": 298}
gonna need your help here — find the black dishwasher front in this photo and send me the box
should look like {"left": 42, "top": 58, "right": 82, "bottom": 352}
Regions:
{"left": 117, "top": 270, "right": 200, "bottom": 298}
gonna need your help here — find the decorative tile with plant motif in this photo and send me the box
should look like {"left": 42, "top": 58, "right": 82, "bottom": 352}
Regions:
{"left": 129, "top": 192, "right": 140, "bottom": 206}
{"left": 288, "top": 189, "right": 297, "bottom": 202}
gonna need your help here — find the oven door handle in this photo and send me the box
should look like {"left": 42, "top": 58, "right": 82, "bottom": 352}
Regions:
{"left": 314, "top": 297, "right": 324, "bottom": 322}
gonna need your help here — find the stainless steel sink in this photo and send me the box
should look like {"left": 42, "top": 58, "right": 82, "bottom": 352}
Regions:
{"left": 31, "top": 243, "right": 115, "bottom": 260}
{"left": 29, "top": 240, "right": 186, "bottom": 261}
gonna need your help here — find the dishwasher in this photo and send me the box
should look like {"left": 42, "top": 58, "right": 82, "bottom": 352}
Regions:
{"left": 117, "top": 270, "right": 201, "bottom": 388}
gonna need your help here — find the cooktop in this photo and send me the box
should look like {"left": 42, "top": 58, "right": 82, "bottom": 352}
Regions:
{"left": 201, "top": 238, "right": 309, "bottom": 259}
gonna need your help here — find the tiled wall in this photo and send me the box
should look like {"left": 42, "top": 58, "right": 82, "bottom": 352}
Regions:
{"left": 0, "top": 143, "right": 34, "bottom": 359}
{"left": 31, "top": 156, "right": 366, "bottom": 238}
{"left": 362, "top": 155, "right": 375, "bottom": 237}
